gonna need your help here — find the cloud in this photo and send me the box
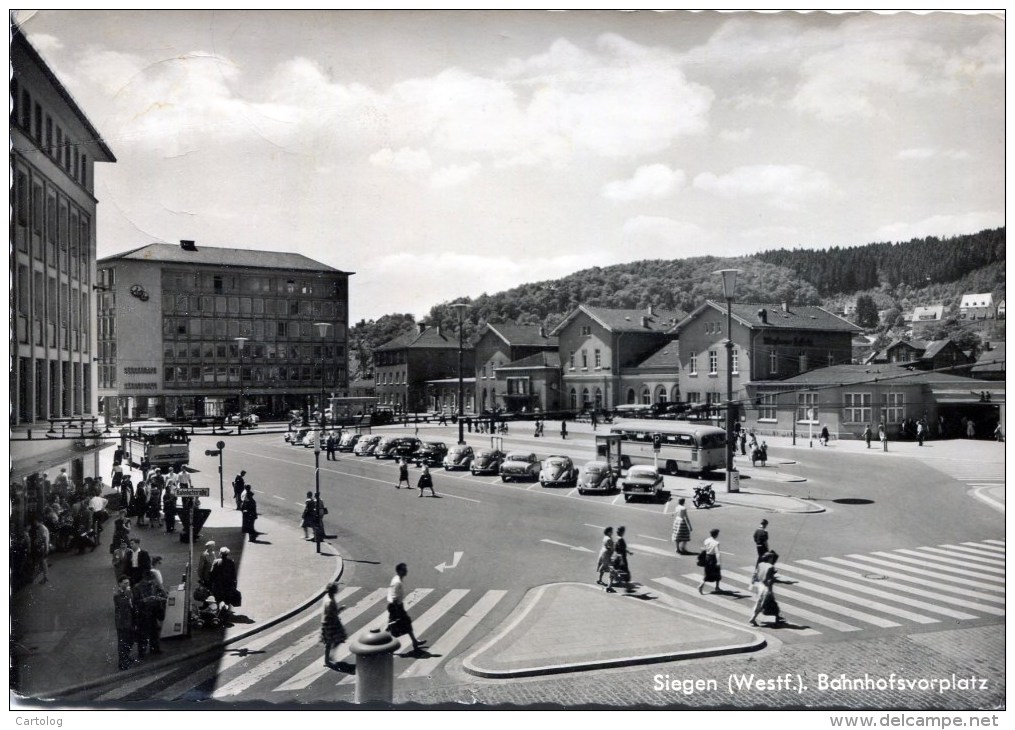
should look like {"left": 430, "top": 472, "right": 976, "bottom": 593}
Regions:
{"left": 693, "top": 164, "right": 834, "bottom": 210}
{"left": 620, "top": 216, "right": 710, "bottom": 258}
{"left": 718, "top": 128, "right": 753, "bottom": 143}
{"left": 429, "top": 162, "right": 481, "bottom": 188}
{"left": 602, "top": 164, "right": 685, "bottom": 201}
{"left": 873, "top": 211, "right": 1004, "bottom": 242}
{"left": 369, "top": 147, "right": 432, "bottom": 173}
{"left": 897, "top": 147, "right": 970, "bottom": 160}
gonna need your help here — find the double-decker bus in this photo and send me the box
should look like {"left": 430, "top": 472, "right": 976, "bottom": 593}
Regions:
{"left": 120, "top": 419, "right": 191, "bottom": 471}
{"left": 608, "top": 420, "right": 727, "bottom": 475}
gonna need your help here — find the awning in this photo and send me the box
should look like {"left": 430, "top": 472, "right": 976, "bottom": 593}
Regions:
{"left": 10, "top": 437, "right": 112, "bottom": 482}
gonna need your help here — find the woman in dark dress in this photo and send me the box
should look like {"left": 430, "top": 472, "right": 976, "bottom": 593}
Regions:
{"left": 697, "top": 528, "right": 722, "bottom": 594}
{"left": 320, "top": 581, "right": 347, "bottom": 668}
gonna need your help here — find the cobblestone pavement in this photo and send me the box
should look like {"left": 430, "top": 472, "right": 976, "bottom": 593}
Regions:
{"left": 396, "top": 624, "right": 1005, "bottom": 710}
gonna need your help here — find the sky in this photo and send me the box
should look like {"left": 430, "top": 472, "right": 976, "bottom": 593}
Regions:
{"left": 15, "top": 10, "right": 1005, "bottom": 323}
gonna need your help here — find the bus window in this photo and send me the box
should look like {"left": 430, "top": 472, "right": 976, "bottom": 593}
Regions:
{"left": 699, "top": 433, "right": 725, "bottom": 449}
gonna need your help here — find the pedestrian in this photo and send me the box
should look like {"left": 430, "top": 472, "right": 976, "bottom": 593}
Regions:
{"left": 917, "top": 420, "right": 925, "bottom": 446}
{"left": 386, "top": 563, "right": 424, "bottom": 653}
{"left": 878, "top": 423, "right": 886, "bottom": 448}
{"left": 671, "top": 497, "right": 692, "bottom": 554}
{"left": 147, "top": 480, "right": 162, "bottom": 529}
{"left": 739, "top": 430, "right": 747, "bottom": 455}
{"left": 198, "top": 540, "right": 217, "bottom": 588}
{"left": 133, "top": 478, "right": 149, "bottom": 527}
{"left": 240, "top": 487, "right": 259, "bottom": 542}
{"left": 232, "top": 470, "right": 247, "bottom": 511}
{"left": 560, "top": 420, "right": 568, "bottom": 440}
{"left": 89, "top": 493, "right": 110, "bottom": 543}
{"left": 863, "top": 424, "right": 872, "bottom": 448}
{"left": 301, "top": 492, "right": 317, "bottom": 540}
{"left": 320, "top": 581, "right": 348, "bottom": 668}
{"left": 820, "top": 425, "right": 829, "bottom": 446}
{"left": 127, "top": 537, "right": 152, "bottom": 586}
{"left": 749, "top": 551, "right": 785, "bottom": 626}
{"left": 417, "top": 465, "right": 437, "bottom": 497}
{"left": 994, "top": 423, "right": 1003, "bottom": 442}
{"left": 607, "top": 526, "right": 631, "bottom": 592}
{"left": 113, "top": 576, "right": 136, "bottom": 670}
{"left": 591, "top": 411, "right": 598, "bottom": 431}
{"left": 313, "top": 493, "right": 328, "bottom": 541}
{"left": 111, "top": 538, "right": 133, "bottom": 583}
{"left": 53, "top": 468, "right": 69, "bottom": 499}
{"left": 753, "top": 518, "right": 770, "bottom": 566}
{"left": 326, "top": 434, "right": 337, "bottom": 461}
{"left": 28, "top": 518, "right": 50, "bottom": 585}
{"left": 396, "top": 458, "right": 411, "bottom": 489}
{"left": 210, "top": 546, "right": 239, "bottom": 619}
{"left": 162, "top": 486, "right": 177, "bottom": 534}
{"left": 696, "top": 528, "right": 722, "bottom": 594}
{"left": 595, "top": 526, "right": 614, "bottom": 586}
{"left": 132, "top": 569, "right": 167, "bottom": 657}
{"left": 110, "top": 515, "right": 131, "bottom": 556}
{"left": 150, "top": 555, "right": 165, "bottom": 589}
{"left": 967, "top": 419, "right": 976, "bottom": 439}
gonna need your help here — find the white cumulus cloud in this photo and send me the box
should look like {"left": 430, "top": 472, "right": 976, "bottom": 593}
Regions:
{"left": 693, "top": 164, "right": 834, "bottom": 210}
{"left": 369, "top": 147, "right": 432, "bottom": 173}
{"left": 602, "top": 164, "right": 685, "bottom": 201}
{"left": 429, "top": 162, "right": 481, "bottom": 188}
{"left": 873, "top": 211, "right": 1004, "bottom": 242}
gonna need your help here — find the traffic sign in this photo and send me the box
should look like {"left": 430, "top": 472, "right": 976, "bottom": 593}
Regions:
{"left": 176, "top": 487, "right": 210, "bottom": 498}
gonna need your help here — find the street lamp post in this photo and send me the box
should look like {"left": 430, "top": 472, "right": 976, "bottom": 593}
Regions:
{"left": 715, "top": 269, "right": 741, "bottom": 493}
{"left": 234, "top": 337, "right": 249, "bottom": 433}
{"left": 313, "top": 322, "right": 332, "bottom": 554}
{"left": 450, "top": 303, "right": 470, "bottom": 445}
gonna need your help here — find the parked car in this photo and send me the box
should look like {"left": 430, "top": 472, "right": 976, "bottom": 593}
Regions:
{"left": 375, "top": 436, "right": 421, "bottom": 460}
{"left": 302, "top": 430, "right": 321, "bottom": 448}
{"left": 577, "top": 461, "right": 618, "bottom": 495}
{"left": 443, "top": 445, "right": 474, "bottom": 471}
{"left": 621, "top": 464, "right": 665, "bottom": 502}
{"left": 226, "top": 412, "right": 259, "bottom": 427}
{"left": 539, "top": 455, "right": 578, "bottom": 488}
{"left": 415, "top": 441, "right": 449, "bottom": 467}
{"left": 353, "top": 434, "right": 383, "bottom": 456}
{"left": 285, "top": 427, "right": 311, "bottom": 445}
{"left": 470, "top": 449, "right": 506, "bottom": 476}
{"left": 500, "top": 452, "right": 541, "bottom": 482}
{"left": 337, "top": 432, "right": 361, "bottom": 452}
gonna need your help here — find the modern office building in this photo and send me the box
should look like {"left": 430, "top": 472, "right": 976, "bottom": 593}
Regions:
{"left": 96, "top": 242, "right": 352, "bottom": 421}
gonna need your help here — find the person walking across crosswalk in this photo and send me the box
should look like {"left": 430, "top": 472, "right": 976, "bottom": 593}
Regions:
{"left": 417, "top": 465, "right": 437, "bottom": 497}
{"left": 386, "top": 563, "right": 424, "bottom": 653}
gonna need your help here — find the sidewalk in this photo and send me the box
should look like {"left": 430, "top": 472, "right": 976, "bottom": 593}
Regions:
{"left": 11, "top": 489, "right": 342, "bottom": 700}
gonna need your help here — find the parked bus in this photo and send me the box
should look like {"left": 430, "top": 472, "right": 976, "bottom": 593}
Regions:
{"left": 120, "top": 419, "right": 191, "bottom": 472}
{"left": 607, "top": 421, "right": 727, "bottom": 475}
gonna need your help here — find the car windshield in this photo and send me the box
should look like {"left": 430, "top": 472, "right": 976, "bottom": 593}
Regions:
{"left": 425, "top": 442, "right": 443, "bottom": 449}
{"left": 584, "top": 464, "right": 605, "bottom": 473}
{"left": 546, "top": 458, "right": 567, "bottom": 466}
{"left": 506, "top": 453, "right": 530, "bottom": 461}
{"left": 476, "top": 450, "right": 497, "bottom": 458}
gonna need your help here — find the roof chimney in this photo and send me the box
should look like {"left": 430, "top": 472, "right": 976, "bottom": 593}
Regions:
{"left": 180, "top": 239, "right": 197, "bottom": 251}
{"left": 781, "top": 301, "right": 789, "bottom": 313}
{"left": 539, "top": 324, "right": 546, "bottom": 338}
{"left": 641, "top": 316, "right": 649, "bottom": 328}
{"left": 647, "top": 304, "right": 654, "bottom": 316}
{"left": 757, "top": 308, "right": 768, "bottom": 324}
{"left": 417, "top": 322, "right": 427, "bottom": 334}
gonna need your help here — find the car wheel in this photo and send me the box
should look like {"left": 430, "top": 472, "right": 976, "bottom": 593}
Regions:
{"left": 578, "top": 488, "right": 585, "bottom": 495}
{"left": 539, "top": 481, "right": 546, "bottom": 487}
{"left": 623, "top": 495, "right": 631, "bottom": 503}
{"left": 501, "top": 476, "right": 508, "bottom": 482}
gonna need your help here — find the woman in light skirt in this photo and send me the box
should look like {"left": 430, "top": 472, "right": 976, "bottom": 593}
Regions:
{"left": 672, "top": 497, "right": 692, "bottom": 554}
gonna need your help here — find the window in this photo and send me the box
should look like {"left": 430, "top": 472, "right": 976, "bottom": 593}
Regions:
{"left": 732, "top": 348, "right": 739, "bottom": 375}
{"left": 686, "top": 391, "right": 700, "bottom": 404}
{"left": 581, "top": 350, "right": 588, "bottom": 368}
{"left": 759, "top": 393, "right": 777, "bottom": 421}
{"left": 708, "top": 350, "right": 718, "bottom": 375}
{"left": 828, "top": 351, "right": 834, "bottom": 367}
{"left": 769, "top": 350, "right": 778, "bottom": 374}
{"left": 882, "top": 392, "right": 905, "bottom": 424}
{"left": 689, "top": 351, "right": 697, "bottom": 375}
{"left": 640, "top": 387, "right": 651, "bottom": 405}
{"left": 580, "top": 325, "right": 591, "bottom": 336}
{"left": 16, "top": 172, "right": 28, "bottom": 227}
{"left": 843, "top": 392, "right": 872, "bottom": 424}
{"left": 796, "top": 392, "right": 818, "bottom": 423}
{"left": 569, "top": 351, "right": 575, "bottom": 369}
{"left": 594, "top": 349, "right": 601, "bottom": 368}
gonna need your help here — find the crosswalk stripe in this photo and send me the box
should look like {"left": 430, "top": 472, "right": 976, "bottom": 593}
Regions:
{"left": 796, "top": 560, "right": 1003, "bottom": 617}
{"left": 872, "top": 551, "right": 1005, "bottom": 585}
{"left": 273, "top": 589, "right": 429, "bottom": 693}
{"left": 938, "top": 544, "right": 1007, "bottom": 564}
{"left": 336, "top": 589, "right": 470, "bottom": 685}
{"left": 399, "top": 590, "right": 507, "bottom": 679}
{"left": 982, "top": 539, "right": 1006, "bottom": 547}
{"left": 825, "top": 557, "right": 1005, "bottom": 604}
{"left": 677, "top": 570, "right": 905, "bottom": 629}
{"left": 719, "top": 572, "right": 858, "bottom": 632}
{"left": 896, "top": 547, "right": 1005, "bottom": 575}
{"left": 848, "top": 554, "right": 1005, "bottom": 594}
{"left": 630, "top": 542, "right": 682, "bottom": 558}
{"left": 965, "top": 541, "right": 1006, "bottom": 554}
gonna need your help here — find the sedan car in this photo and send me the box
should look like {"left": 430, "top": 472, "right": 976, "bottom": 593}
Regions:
{"left": 500, "top": 452, "right": 541, "bottom": 482}
{"left": 375, "top": 437, "right": 421, "bottom": 460}
{"left": 470, "top": 449, "right": 505, "bottom": 476}
{"left": 415, "top": 441, "right": 449, "bottom": 468}
{"left": 285, "top": 427, "right": 311, "bottom": 445}
{"left": 353, "top": 434, "right": 382, "bottom": 456}
{"left": 577, "top": 461, "right": 617, "bottom": 495}
{"left": 539, "top": 455, "right": 578, "bottom": 488}
{"left": 621, "top": 464, "right": 665, "bottom": 502}
{"left": 443, "top": 445, "right": 474, "bottom": 471}
{"left": 226, "top": 412, "right": 259, "bottom": 427}
{"left": 337, "top": 432, "right": 360, "bottom": 452}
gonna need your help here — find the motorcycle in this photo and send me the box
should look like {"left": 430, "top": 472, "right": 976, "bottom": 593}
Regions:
{"left": 692, "top": 483, "right": 716, "bottom": 509}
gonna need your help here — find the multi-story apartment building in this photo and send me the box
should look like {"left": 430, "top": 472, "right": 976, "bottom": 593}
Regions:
{"left": 96, "top": 242, "right": 352, "bottom": 421}
{"left": 374, "top": 323, "right": 474, "bottom": 413}
{"left": 551, "top": 305, "right": 684, "bottom": 412}
{"left": 11, "top": 31, "right": 116, "bottom": 426}
{"left": 473, "top": 323, "right": 558, "bottom": 413}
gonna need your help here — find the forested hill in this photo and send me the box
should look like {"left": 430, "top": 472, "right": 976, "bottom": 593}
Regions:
{"left": 755, "top": 228, "right": 1005, "bottom": 295}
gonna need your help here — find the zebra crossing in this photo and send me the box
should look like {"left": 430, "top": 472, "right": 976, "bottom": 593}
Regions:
{"left": 923, "top": 457, "right": 1006, "bottom": 489}
{"left": 651, "top": 539, "right": 1005, "bottom": 639}
{"left": 94, "top": 585, "right": 511, "bottom": 701}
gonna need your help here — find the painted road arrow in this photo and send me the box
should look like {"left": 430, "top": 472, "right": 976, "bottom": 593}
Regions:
{"left": 541, "top": 539, "right": 594, "bottom": 553}
{"left": 435, "top": 551, "right": 464, "bottom": 573}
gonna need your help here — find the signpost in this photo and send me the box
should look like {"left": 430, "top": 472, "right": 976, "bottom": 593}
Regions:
{"left": 179, "top": 484, "right": 211, "bottom": 637}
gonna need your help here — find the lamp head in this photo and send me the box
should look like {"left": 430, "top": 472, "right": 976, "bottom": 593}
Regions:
{"left": 714, "top": 269, "right": 741, "bottom": 300}
{"left": 314, "top": 322, "right": 331, "bottom": 338}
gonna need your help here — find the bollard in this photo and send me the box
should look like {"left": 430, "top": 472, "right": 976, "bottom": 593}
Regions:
{"left": 349, "top": 627, "right": 400, "bottom": 704}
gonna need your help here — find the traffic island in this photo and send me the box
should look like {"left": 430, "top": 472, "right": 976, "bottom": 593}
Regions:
{"left": 463, "top": 582, "right": 765, "bottom": 679}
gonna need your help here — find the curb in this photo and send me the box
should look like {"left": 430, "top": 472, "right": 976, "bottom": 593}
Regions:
{"left": 462, "top": 582, "right": 766, "bottom": 679}
{"left": 42, "top": 534, "right": 345, "bottom": 700}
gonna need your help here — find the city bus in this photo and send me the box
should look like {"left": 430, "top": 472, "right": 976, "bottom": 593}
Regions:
{"left": 607, "top": 420, "right": 727, "bottom": 475}
{"left": 120, "top": 419, "right": 191, "bottom": 472}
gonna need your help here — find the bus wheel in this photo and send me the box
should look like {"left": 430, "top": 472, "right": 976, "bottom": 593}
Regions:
{"left": 665, "top": 460, "right": 679, "bottom": 476}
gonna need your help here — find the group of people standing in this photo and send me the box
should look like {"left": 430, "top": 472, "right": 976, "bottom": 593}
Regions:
{"left": 594, "top": 525, "right": 631, "bottom": 593}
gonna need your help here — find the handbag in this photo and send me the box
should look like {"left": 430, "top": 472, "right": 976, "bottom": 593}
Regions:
{"left": 232, "top": 589, "right": 243, "bottom": 608}
{"left": 696, "top": 550, "right": 707, "bottom": 567}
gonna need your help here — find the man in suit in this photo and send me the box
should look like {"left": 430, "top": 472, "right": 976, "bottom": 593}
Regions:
{"left": 752, "top": 519, "right": 770, "bottom": 567}
{"left": 128, "top": 537, "right": 151, "bottom": 585}
{"left": 113, "top": 577, "right": 136, "bottom": 670}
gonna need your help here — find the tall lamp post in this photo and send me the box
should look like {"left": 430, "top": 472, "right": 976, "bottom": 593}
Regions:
{"left": 234, "top": 337, "right": 249, "bottom": 432}
{"left": 449, "top": 303, "right": 470, "bottom": 445}
{"left": 715, "top": 269, "right": 741, "bottom": 493}
{"left": 313, "top": 322, "right": 332, "bottom": 554}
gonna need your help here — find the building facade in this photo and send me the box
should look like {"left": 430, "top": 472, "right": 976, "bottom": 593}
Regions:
{"left": 96, "top": 242, "right": 352, "bottom": 421}
{"left": 959, "top": 293, "right": 995, "bottom": 321}
{"left": 472, "top": 323, "right": 558, "bottom": 413}
{"left": 551, "top": 305, "right": 684, "bottom": 412}
{"left": 11, "top": 31, "right": 116, "bottom": 427}
{"left": 374, "top": 324, "right": 475, "bottom": 413}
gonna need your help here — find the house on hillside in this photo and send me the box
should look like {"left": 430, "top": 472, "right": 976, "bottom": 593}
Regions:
{"left": 373, "top": 323, "right": 475, "bottom": 413}
{"left": 997, "top": 299, "right": 1005, "bottom": 319}
{"left": 472, "top": 323, "right": 558, "bottom": 413}
{"left": 673, "top": 302, "right": 861, "bottom": 422}
{"left": 910, "top": 304, "right": 946, "bottom": 336}
{"left": 971, "top": 341, "right": 1005, "bottom": 382}
{"left": 960, "top": 293, "right": 995, "bottom": 321}
{"left": 551, "top": 304, "right": 684, "bottom": 412}
{"left": 865, "top": 339, "right": 974, "bottom": 373}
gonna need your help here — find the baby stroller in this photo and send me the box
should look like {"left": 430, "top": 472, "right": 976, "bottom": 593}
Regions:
{"left": 606, "top": 552, "right": 630, "bottom": 593}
